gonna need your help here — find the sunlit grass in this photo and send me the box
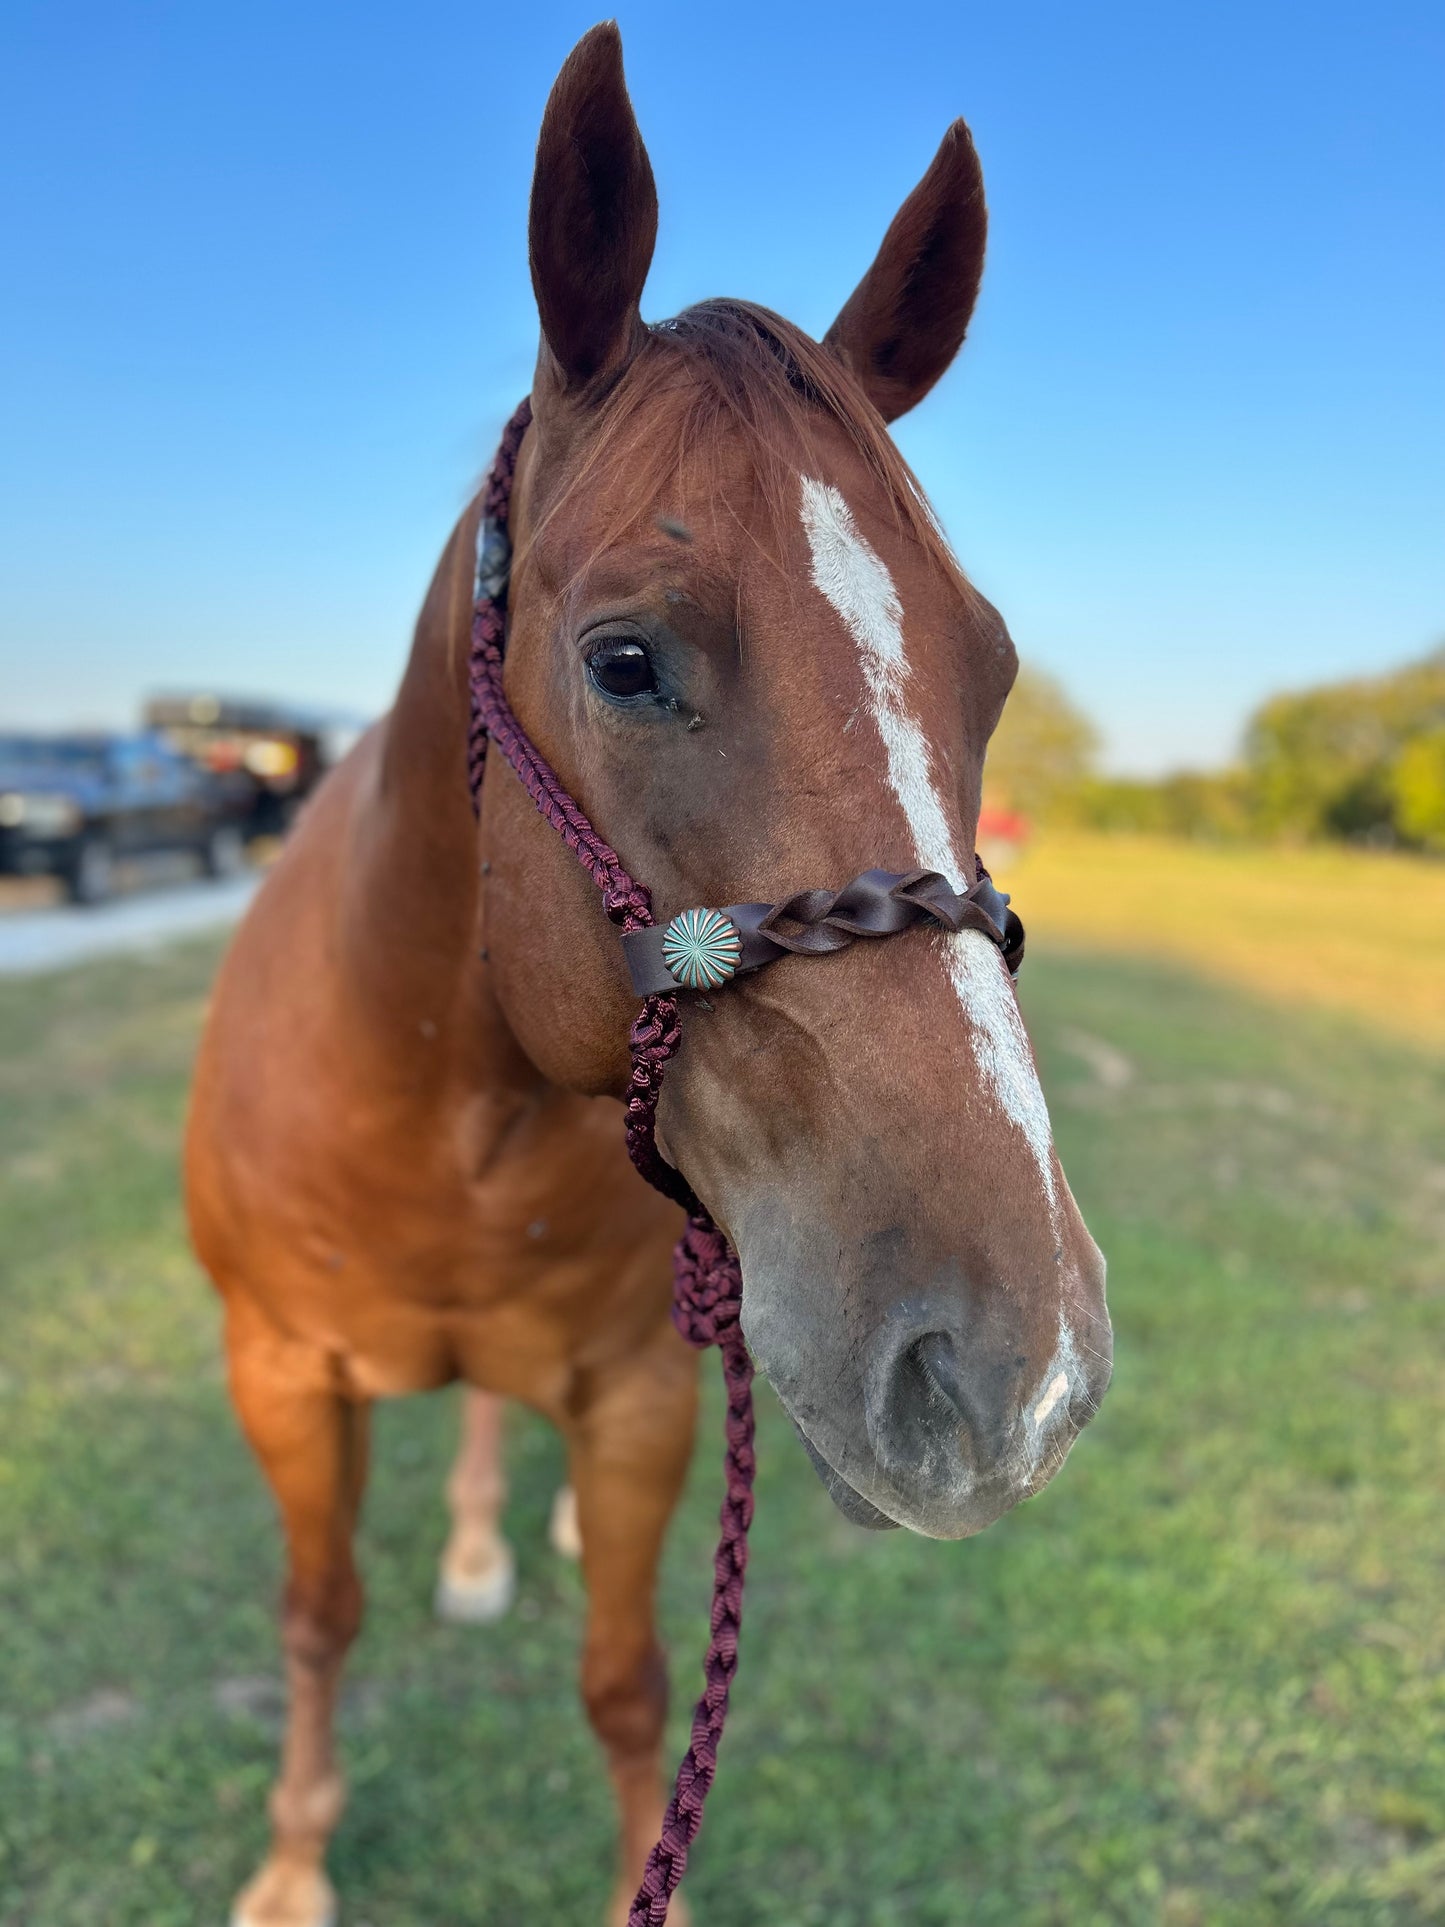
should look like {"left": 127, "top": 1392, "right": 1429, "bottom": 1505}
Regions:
{"left": 1000, "top": 832, "right": 1445, "bottom": 1048}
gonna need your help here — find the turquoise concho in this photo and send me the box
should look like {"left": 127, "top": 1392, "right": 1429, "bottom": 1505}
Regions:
{"left": 660, "top": 906, "right": 743, "bottom": 991}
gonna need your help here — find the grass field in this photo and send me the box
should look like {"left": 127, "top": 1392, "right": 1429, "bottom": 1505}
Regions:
{"left": 1000, "top": 833, "right": 1445, "bottom": 1050}
{"left": 2, "top": 851, "right": 1443, "bottom": 1925}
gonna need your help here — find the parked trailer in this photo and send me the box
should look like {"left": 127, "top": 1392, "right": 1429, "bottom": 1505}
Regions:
{"left": 143, "top": 694, "right": 364, "bottom": 842}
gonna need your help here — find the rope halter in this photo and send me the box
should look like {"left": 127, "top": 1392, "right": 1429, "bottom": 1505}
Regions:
{"left": 466, "top": 397, "right": 1023, "bottom": 1924}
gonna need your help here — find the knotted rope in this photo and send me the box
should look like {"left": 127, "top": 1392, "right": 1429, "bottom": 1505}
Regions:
{"left": 467, "top": 398, "right": 753, "bottom": 1924}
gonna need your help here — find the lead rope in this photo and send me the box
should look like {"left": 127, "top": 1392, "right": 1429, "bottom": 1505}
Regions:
{"left": 467, "top": 399, "right": 754, "bottom": 1925}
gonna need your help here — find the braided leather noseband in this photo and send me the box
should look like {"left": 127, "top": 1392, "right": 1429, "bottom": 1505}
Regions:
{"left": 467, "top": 398, "right": 1024, "bottom": 1924}
{"left": 624, "top": 864, "right": 1023, "bottom": 996}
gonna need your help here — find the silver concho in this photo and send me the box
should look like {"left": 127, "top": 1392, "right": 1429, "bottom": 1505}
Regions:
{"left": 660, "top": 907, "right": 743, "bottom": 992}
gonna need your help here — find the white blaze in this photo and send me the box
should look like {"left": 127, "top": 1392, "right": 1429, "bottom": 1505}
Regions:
{"left": 798, "top": 475, "right": 1057, "bottom": 1204}
{"left": 1033, "top": 1372, "right": 1070, "bottom": 1428}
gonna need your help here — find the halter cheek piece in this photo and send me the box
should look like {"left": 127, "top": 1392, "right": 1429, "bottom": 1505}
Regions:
{"left": 468, "top": 399, "right": 1026, "bottom": 1926}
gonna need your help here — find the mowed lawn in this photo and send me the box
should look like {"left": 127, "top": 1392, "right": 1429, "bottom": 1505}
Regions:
{"left": 1004, "top": 832, "right": 1445, "bottom": 1050}
{"left": 2, "top": 851, "right": 1443, "bottom": 1926}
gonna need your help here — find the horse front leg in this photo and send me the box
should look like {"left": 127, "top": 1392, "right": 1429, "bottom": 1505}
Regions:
{"left": 569, "top": 1324, "right": 699, "bottom": 1927}
{"left": 227, "top": 1321, "right": 370, "bottom": 1927}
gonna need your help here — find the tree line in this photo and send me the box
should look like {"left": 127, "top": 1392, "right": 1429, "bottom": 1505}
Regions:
{"left": 986, "top": 646, "right": 1445, "bottom": 851}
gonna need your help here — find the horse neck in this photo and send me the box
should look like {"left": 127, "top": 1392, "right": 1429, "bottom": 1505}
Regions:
{"left": 380, "top": 500, "right": 480, "bottom": 823}
{"left": 337, "top": 496, "right": 507, "bottom": 1065}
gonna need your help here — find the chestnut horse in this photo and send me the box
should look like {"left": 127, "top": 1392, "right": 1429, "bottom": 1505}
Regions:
{"left": 187, "top": 23, "right": 1111, "bottom": 1926}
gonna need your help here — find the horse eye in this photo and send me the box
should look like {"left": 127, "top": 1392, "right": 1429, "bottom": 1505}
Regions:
{"left": 587, "top": 637, "right": 657, "bottom": 703}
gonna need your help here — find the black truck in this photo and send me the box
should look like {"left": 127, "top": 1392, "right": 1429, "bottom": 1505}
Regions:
{"left": 0, "top": 732, "right": 245, "bottom": 904}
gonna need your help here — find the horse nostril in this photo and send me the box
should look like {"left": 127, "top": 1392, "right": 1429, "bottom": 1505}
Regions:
{"left": 869, "top": 1326, "right": 985, "bottom": 1483}
{"left": 868, "top": 1321, "right": 1019, "bottom": 1486}
{"left": 909, "top": 1330, "right": 968, "bottom": 1420}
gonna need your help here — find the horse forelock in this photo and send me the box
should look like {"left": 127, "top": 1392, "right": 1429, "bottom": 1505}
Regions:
{"left": 512, "top": 299, "right": 982, "bottom": 617}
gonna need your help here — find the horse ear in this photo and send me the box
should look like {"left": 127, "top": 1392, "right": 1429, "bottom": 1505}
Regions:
{"left": 823, "top": 120, "right": 987, "bottom": 423}
{"left": 529, "top": 23, "right": 657, "bottom": 398}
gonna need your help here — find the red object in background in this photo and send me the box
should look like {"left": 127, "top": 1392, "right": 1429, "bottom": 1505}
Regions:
{"left": 978, "top": 804, "right": 1030, "bottom": 846}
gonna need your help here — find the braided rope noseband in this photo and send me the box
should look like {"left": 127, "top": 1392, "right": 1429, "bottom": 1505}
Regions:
{"left": 467, "top": 397, "right": 1023, "bottom": 1923}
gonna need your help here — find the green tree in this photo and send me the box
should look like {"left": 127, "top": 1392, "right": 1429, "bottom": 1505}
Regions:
{"left": 985, "top": 666, "right": 1097, "bottom": 822}
{"left": 1073, "top": 769, "right": 1255, "bottom": 840}
{"left": 1244, "top": 646, "right": 1445, "bottom": 844}
{"left": 1392, "top": 727, "right": 1445, "bottom": 850}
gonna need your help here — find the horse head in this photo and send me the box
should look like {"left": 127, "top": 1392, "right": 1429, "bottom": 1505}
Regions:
{"left": 480, "top": 23, "right": 1112, "bottom": 1540}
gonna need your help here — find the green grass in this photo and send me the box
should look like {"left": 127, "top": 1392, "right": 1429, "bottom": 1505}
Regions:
{"left": 1, "top": 933, "right": 1442, "bottom": 1925}
{"left": 1002, "top": 831, "right": 1445, "bottom": 1049}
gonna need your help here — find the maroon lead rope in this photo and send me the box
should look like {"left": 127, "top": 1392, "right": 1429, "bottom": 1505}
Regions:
{"left": 467, "top": 399, "right": 754, "bottom": 1925}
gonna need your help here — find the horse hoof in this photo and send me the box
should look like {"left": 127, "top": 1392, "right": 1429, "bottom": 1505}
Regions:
{"left": 230, "top": 1862, "right": 337, "bottom": 1927}
{"left": 549, "top": 1484, "right": 583, "bottom": 1561}
{"left": 434, "top": 1539, "right": 517, "bottom": 1623}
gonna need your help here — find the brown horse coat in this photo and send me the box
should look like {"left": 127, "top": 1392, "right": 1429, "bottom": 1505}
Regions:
{"left": 187, "top": 25, "right": 1110, "bottom": 1926}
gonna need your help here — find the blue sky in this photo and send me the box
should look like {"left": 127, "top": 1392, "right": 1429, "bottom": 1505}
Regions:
{"left": 2, "top": 1, "right": 1441, "bottom": 771}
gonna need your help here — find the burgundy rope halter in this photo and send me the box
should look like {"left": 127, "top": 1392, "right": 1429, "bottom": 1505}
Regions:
{"left": 467, "top": 398, "right": 1023, "bottom": 1924}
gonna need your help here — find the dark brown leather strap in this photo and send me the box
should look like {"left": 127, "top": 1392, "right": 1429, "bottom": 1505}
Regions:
{"left": 621, "top": 866, "right": 1025, "bottom": 995}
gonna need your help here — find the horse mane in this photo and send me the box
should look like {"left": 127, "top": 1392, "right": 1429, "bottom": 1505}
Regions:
{"left": 518, "top": 298, "right": 971, "bottom": 595}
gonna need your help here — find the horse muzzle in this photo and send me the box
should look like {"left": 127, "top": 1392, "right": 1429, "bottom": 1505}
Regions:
{"left": 747, "top": 1281, "right": 1113, "bottom": 1541}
